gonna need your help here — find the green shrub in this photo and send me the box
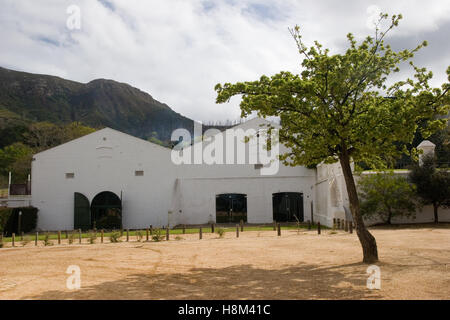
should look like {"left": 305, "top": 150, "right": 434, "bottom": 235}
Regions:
{"left": 216, "top": 228, "right": 226, "bottom": 238}
{"left": 44, "top": 233, "right": 52, "bottom": 246}
{"left": 22, "top": 235, "right": 31, "bottom": 247}
{"left": 88, "top": 232, "right": 97, "bottom": 244}
{"left": 68, "top": 232, "right": 74, "bottom": 244}
{"left": 110, "top": 231, "right": 121, "bottom": 243}
{"left": 151, "top": 228, "right": 164, "bottom": 242}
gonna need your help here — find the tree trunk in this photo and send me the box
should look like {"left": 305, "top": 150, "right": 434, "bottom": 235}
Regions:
{"left": 339, "top": 151, "right": 379, "bottom": 263}
{"left": 433, "top": 203, "right": 439, "bottom": 224}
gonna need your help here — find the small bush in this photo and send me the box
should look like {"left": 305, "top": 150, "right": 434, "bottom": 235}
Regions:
{"left": 22, "top": 236, "right": 31, "bottom": 247}
{"left": 110, "top": 231, "right": 121, "bottom": 243}
{"left": 68, "top": 232, "right": 74, "bottom": 244}
{"left": 136, "top": 230, "right": 143, "bottom": 242}
{"left": 216, "top": 228, "right": 226, "bottom": 238}
{"left": 88, "top": 232, "right": 97, "bottom": 244}
{"left": 151, "top": 228, "right": 164, "bottom": 242}
{"left": 44, "top": 233, "right": 53, "bottom": 246}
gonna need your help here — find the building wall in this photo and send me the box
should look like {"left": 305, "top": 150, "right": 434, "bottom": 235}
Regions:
{"left": 31, "top": 119, "right": 317, "bottom": 230}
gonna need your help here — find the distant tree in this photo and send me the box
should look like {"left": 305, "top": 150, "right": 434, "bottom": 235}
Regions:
{"left": 359, "top": 172, "right": 417, "bottom": 224}
{"left": 215, "top": 13, "right": 449, "bottom": 263}
{"left": 408, "top": 154, "right": 450, "bottom": 223}
{"left": 61, "top": 122, "right": 96, "bottom": 142}
{"left": 0, "top": 142, "right": 33, "bottom": 182}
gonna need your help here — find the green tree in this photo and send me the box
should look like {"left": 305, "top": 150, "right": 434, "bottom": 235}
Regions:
{"left": 408, "top": 154, "right": 450, "bottom": 223}
{"left": 215, "top": 13, "right": 449, "bottom": 263}
{"left": 0, "top": 142, "right": 33, "bottom": 182}
{"left": 359, "top": 172, "right": 417, "bottom": 224}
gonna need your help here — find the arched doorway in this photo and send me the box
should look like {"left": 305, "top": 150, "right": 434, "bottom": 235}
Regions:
{"left": 91, "top": 191, "right": 122, "bottom": 229}
{"left": 74, "top": 192, "right": 91, "bottom": 230}
{"left": 216, "top": 193, "right": 247, "bottom": 223}
{"left": 272, "top": 192, "right": 304, "bottom": 222}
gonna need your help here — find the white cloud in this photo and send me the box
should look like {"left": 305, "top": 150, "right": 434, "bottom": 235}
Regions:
{"left": 0, "top": 0, "right": 449, "bottom": 122}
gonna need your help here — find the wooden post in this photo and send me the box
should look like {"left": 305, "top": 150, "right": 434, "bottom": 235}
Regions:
{"left": 182, "top": 225, "right": 186, "bottom": 234}
{"left": 307, "top": 220, "right": 311, "bottom": 230}
{"left": 35, "top": 232, "right": 38, "bottom": 246}
{"left": 12, "top": 233, "right": 15, "bottom": 247}
{"left": 236, "top": 225, "right": 239, "bottom": 238}
{"left": 166, "top": 228, "right": 170, "bottom": 241}
{"left": 317, "top": 222, "right": 321, "bottom": 235}
{"left": 240, "top": 220, "right": 244, "bottom": 232}
{"left": 211, "top": 223, "right": 215, "bottom": 233}
{"left": 126, "top": 229, "right": 129, "bottom": 242}
{"left": 337, "top": 219, "right": 341, "bottom": 229}
{"left": 146, "top": 228, "right": 149, "bottom": 241}
{"left": 344, "top": 220, "right": 349, "bottom": 232}
{"left": 101, "top": 229, "right": 104, "bottom": 243}
{"left": 79, "top": 229, "right": 82, "bottom": 244}
{"left": 150, "top": 225, "right": 153, "bottom": 235}
{"left": 277, "top": 223, "right": 281, "bottom": 236}
{"left": 199, "top": 227, "right": 202, "bottom": 240}
{"left": 58, "top": 231, "right": 61, "bottom": 245}
{"left": 349, "top": 222, "right": 353, "bottom": 234}
{"left": 333, "top": 218, "right": 336, "bottom": 229}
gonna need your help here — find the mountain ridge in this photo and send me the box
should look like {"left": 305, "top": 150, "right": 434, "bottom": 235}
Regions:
{"left": 0, "top": 66, "right": 195, "bottom": 142}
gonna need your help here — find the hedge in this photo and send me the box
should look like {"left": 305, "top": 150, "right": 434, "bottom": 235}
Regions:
{"left": 0, "top": 206, "right": 38, "bottom": 236}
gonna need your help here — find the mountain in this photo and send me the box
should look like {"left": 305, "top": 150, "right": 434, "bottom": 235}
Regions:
{"left": 0, "top": 66, "right": 194, "bottom": 142}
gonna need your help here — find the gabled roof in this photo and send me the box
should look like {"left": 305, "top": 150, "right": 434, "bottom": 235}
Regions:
{"left": 33, "top": 127, "right": 170, "bottom": 157}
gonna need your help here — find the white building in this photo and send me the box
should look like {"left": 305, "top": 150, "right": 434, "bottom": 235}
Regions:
{"left": 30, "top": 118, "right": 450, "bottom": 231}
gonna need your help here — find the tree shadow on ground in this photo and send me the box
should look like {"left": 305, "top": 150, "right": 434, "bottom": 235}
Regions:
{"left": 26, "top": 262, "right": 381, "bottom": 300}
{"left": 369, "top": 223, "right": 450, "bottom": 230}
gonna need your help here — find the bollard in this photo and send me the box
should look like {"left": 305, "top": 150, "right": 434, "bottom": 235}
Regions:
{"left": 101, "top": 230, "right": 104, "bottom": 243}
{"left": 166, "top": 228, "right": 170, "bottom": 241}
{"left": 126, "top": 229, "right": 129, "bottom": 242}
{"left": 12, "top": 233, "right": 15, "bottom": 247}
{"left": 308, "top": 220, "right": 311, "bottom": 230}
{"left": 240, "top": 220, "right": 244, "bottom": 232}
{"left": 344, "top": 220, "right": 348, "bottom": 232}
{"left": 58, "top": 231, "right": 61, "bottom": 245}
{"left": 182, "top": 225, "right": 186, "bottom": 234}
{"left": 199, "top": 227, "right": 202, "bottom": 240}
{"left": 35, "top": 232, "right": 38, "bottom": 246}
{"left": 333, "top": 218, "right": 336, "bottom": 230}
{"left": 277, "top": 223, "right": 281, "bottom": 236}
{"left": 79, "top": 229, "right": 82, "bottom": 244}
{"left": 349, "top": 222, "right": 353, "bottom": 234}
{"left": 317, "top": 222, "right": 321, "bottom": 235}
{"left": 211, "top": 223, "right": 215, "bottom": 233}
{"left": 236, "top": 225, "right": 239, "bottom": 238}
{"left": 146, "top": 228, "right": 149, "bottom": 241}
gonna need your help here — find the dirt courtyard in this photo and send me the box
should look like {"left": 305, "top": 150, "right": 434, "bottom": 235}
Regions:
{"left": 0, "top": 226, "right": 449, "bottom": 300}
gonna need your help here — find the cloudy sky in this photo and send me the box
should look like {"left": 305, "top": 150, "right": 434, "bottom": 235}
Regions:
{"left": 1, "top": 0, "right": 449, "bottom": 123}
